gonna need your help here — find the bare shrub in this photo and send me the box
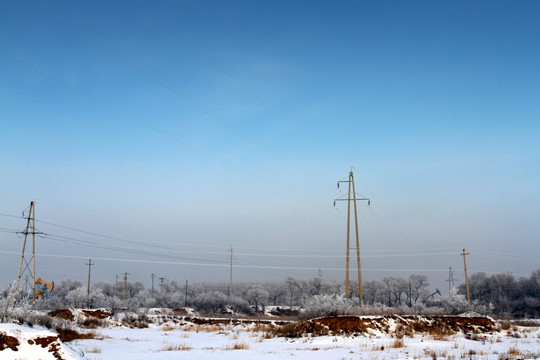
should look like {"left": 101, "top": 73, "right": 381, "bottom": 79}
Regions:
{"left": 121, "top": 313, "right": 149, "bottom": 329}
{"left": 79, "top": 316, "right": 105, "bottom": 329}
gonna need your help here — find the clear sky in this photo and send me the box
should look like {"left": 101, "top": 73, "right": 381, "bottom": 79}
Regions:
{"left": 1, "top": 0, "right": 539, "bottom": 293}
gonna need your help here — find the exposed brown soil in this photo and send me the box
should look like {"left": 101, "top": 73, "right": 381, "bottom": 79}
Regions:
{"left": 34, "top": 335, "right": 58, "bottom": 348}
{"left": 183, "top": 316, "right": 289, "bottom": 326}
{"left": 82, "top": 309, "right": 112, "bottom": 319}
{"left": 0, "top": 333, "right": 20, "bottom": 351}
{"left": 34, "top": 336, "right": 64, "bottom": 360}
{"left": 1, "top": 333, "right": 66, "bottom": 359}
{"left": 273, "top": 315, "right": 496, "bottom": 337}
{"left": 48, "top": 309, "right": 74, "bottom": 321}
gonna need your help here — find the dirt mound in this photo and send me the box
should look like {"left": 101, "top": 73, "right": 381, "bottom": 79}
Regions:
{"left": 48, "top": 309, "right": 75, "bottom": 321}
{"left": 82, "top": 309, "right": 112, "bottom": 319}
{"left": 274, "top": 315, "right": 495, "bottom": 337}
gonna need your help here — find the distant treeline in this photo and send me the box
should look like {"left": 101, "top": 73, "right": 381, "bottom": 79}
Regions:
{"left": 3, "top": 270, "right": 539, "bottom": 318}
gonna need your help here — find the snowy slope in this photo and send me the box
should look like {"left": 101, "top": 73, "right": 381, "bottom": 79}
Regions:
{"left": 0, "top": 323, "right": 84, "bottom": 360}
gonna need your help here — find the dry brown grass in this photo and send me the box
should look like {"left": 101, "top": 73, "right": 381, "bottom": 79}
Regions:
{"left": 161, "top": 325, "right": 175, "bottom": 331}
{"left": 54, "top": 327, "right": 100, "bottom": 342}
{"left": 193, "top": 324, "right": 221, "bottom": 332}
{"left": 249, "top": 323, "right": 273, "bottom": 333}
{"left": 391, "top": 338, "right": 404, "bottom": 348}
{"left": 161, "top": 343, "right": 192, "bottom": 351}
{"left": 85, "top": 346, "right": 102, "bottom": 353}
{"left": 222, "top": 341, "right": 250, "bottom": 350}
{"left": 508, "top": 346, "right": 522, "bottom": 355}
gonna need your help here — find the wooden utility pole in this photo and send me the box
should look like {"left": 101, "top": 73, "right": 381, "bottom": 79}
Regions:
{"left": 461, "top": 249, "right": 471, "bottom": 309}
{"left": 151, "top": 273, "right": 155, "bottom": 295}
{"left": 15, "top": 201, "right": 38, "bottom": 305}
{"left": 335, "top": 170, "right": 370, "bottom": 305}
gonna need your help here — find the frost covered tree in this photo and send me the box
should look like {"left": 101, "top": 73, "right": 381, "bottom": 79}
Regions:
{"left": 65, "top": 287, "right": 88, "bottom": 308}
{"left": 440, "top": 288, "right": 468, "bottom": 314}
{"left": 303, "top": 294, "right": 347, "bottom": 318}
{"left": 245, "top": 285, "right": 269, "bottom": 312}
{"left": 408, "top": 274, "right": 429, "bottom": 304}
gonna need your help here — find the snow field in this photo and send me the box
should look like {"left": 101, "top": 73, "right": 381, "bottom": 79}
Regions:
{"left": 71, "top": 323, "right": 540, "bottom": 360}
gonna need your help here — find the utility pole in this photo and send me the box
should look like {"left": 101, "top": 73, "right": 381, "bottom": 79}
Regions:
{"left": 335, "top": 170, "right": 370, "bottom": 305}
{"left": 447, "top": 267, "right": 455, "bottom": 295}
{"left": 151, "top": 273, "right": 155, "bottom": 295}
{"left": 184, "top": 280, "right": 188, "bottom": 308}
{"left": 461, "top": 249, "right": 471, "bottom": 309}
{"left": 115, "top": 275, "right": 118, "bottom": 297}
{"left": 85, "top": 259, "right": 94, "bottom": 308}
{"left": 409, "top": 282, "right": 412, "bottom": 307}
{"left": 123, "top": 272, "right": 129, "bottom": 300}
{"left": 229, "top": 247, "right": 233, "bottom": 299}
{"left": 15, "top": 201, "right": 42, "bottom": 305}
{"left": 159, "top": 277, "right": 165, "bottom": 293}
{"left": 86, "top": 259, "right": 94, "bottom": 297}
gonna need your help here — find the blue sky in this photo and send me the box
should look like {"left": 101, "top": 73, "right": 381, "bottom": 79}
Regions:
{"left": 1, "top": 0, "right": 539, "bottom": 292}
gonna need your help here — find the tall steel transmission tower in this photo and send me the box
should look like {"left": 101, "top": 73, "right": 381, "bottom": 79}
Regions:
{"left": 334, "top": 170, "right": 370, "bottom": 305}
{"left": 14, "top": 201, "right": 42, "bottom": 305}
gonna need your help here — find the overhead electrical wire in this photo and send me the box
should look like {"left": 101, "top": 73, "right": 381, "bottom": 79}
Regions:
{"left": 2, "top": 213, "right": 536, "bottom": 264}
{"left": 0, "top": 250, "right": 453, "bottom": 273}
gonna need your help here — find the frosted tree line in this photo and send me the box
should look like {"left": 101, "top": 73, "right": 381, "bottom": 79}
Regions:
{"left": 1, "top": 270, "right": 539, "bottom": 318}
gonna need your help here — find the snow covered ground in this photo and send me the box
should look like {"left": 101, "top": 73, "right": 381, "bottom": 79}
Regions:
{"left": 70, "top": 322, "right": 540, "bottom": 360}
{"left": 2, "top": 319, "right": 540, "bottom": 359}
{"left": 0, "top": 323, "right": 84, "bottom": 360}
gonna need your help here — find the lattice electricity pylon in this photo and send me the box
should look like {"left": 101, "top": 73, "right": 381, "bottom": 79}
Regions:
{"left": 14, "top": 201, "right": 45, "bottom": 305}
{"left": 334, "top": 170, "right": 370, "bottom": 305}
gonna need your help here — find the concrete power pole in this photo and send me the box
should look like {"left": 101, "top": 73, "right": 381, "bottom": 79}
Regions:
{"left": 335, "top": 170, "right": 370, "bottom": 305}
{"left": 85, "top": 259, "right": 94, "bottom": 308}
{"left": 461, "top": 249, "right": 471, "bottom": 309}
{"left": 123, "top": 272, "right": 129, "bottom": 300}
{"left": 86, "top": 259, "right": 94, "bottom": 297}
{"left": 229, "top": 247, "right": 233, "bottom": 299}
{"left": 184, "top": 280, "right": 188, "bottom": 308}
